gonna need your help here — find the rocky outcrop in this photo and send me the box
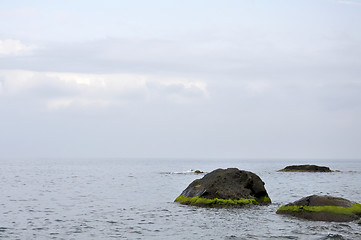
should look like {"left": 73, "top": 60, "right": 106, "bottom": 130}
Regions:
{"left": 278, "top": 165, "right": 332, "bottom": 172}
{"left": 277, "top": 195, "right": 361, "bottom": 222}
{"left": 175, "top": 168, "right": 271, "bottom": 207}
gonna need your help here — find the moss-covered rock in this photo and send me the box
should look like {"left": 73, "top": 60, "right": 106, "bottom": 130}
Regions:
{"left": 278, "top": 165, "right": 332, "bottom": 172}
{"left": 277, "top": 195, "right": 361, "bottom": 222}
{"left": 175, "top": 168, "right": 271, "bottom": 207}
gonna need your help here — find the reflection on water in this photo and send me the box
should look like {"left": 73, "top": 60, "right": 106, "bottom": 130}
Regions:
{"left": 0, "top": 158, "right": 360, "bottom": 239}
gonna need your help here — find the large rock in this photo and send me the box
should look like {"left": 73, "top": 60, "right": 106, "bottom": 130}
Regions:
{"left": 277, "top": 195, "right": 361, "bottom": 222}
{"left": 175, "top": 168, "right": 271, "bottom": 207}
{"left": 278, "top": 165, "right": 332, "bottom": 172}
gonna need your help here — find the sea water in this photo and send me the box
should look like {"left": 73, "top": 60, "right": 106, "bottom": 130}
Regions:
{"left": 0, "top": 158, "right": 360, "bottom": 239}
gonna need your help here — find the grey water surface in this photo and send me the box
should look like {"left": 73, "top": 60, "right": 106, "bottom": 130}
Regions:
{"left": 0, "top": 158, "right": 360, "bottom": 239}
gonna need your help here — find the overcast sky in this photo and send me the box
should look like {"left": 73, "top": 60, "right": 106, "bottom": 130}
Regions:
{"left": 1, "top": 0, "right": 361, "bottom": 159}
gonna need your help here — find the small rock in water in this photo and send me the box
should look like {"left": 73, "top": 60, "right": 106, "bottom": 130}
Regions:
{"left": 277, "top": 195, "right": 361, "bottom": 222}
{"left": 278, "top": 164, "right": 333, "bottom": 172}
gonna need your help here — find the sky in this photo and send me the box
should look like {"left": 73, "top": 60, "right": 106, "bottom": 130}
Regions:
{"left": 0, "top": 0, "right": 361, "bottom": 159}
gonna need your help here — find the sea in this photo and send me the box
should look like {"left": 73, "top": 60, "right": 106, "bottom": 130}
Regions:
{"left": 0, "top": 158, "right": 360, "bottom": 240}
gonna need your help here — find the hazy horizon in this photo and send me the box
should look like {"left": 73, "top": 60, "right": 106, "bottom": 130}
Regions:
{"left": 1, "top": 0, "right": 361, "bottom": 159}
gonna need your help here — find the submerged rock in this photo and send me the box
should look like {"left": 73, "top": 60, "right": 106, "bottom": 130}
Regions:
{"left": 175, "top": 168, "right": 271, "bottom": 207}
{"left": 278, "top": 165, "right": 332, "bottom": 172}
{"left": 277, "top": 195, "right": 361, "bottom": 222}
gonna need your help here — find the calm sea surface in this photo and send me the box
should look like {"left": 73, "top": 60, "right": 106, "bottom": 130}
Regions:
{"left": 0, "top": 158, "right": 360, "bottom": 239}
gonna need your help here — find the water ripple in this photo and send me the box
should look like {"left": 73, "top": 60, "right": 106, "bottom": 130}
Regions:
{"left": 0, "top": 159, "right": 360, "bottom": 239}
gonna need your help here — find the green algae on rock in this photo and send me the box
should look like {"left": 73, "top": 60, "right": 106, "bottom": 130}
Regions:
{"left": 277, "top": 195, "right": 361, "bottom": 222}
{"left": 175, "top": 196, "right": 271, "bottom": 207}
{"left": 175, "top": 168, "right": 271, "bottom": 207}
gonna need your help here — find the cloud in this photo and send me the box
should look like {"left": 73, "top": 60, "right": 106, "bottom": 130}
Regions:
{"left": 0, "top": 78, "right": 3, "bottom": 93}
{"left": 0, "top": 7, "right": 39, "bottom": 19}
{"left": 0, "top": 70, "right": 209, "bottom": 110}
{"left": 1, "top": 33, "right": 360, "bottom": 87}
{"left": 338, "top": 1, "right": 361, "bottom": 6}
{"left": 46, "top": 97, "right": 111, "bottom": 110}
{"left": 0, "top": 39, "right": 37, "bottom": 56}
{"left": 245, "top": 81, "right": 271, "bottom": 94}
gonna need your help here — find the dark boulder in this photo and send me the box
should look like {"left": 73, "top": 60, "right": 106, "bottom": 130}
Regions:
{"left": 278, "top": 165, "right": 332, "bottom": 172}
{"left": 277, "top": 195, "right": 361, "bottom": 222}
{"left": 175, "top": 168, "right": 271, "bottom": 207}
